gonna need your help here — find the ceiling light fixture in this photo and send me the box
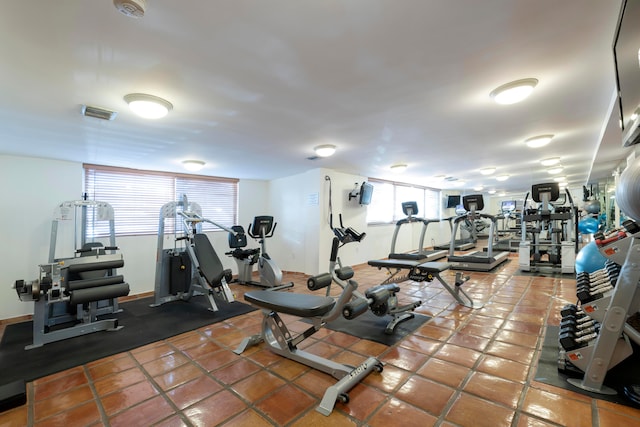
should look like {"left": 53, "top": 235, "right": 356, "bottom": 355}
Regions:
{"left": 540, "top": 157, "right": 561, "bottom": 166}
{"left": 390, "top": 163, "right": 408, "bottom": 173}
{"left": 488, "top": 190, "right": 496, "bottom": 195}
{"left": 547, "top": 165, "right": 564, "bottom": 174}
{"left": 314, "top": 144, "right": 336, "bottom": 157}
{"left": 113, "top": 0, "right": 147, "bottom": 18}
{"left": 473, "top": 186, "right": 484, "bottom": 191}
{"left": 525, "top": 134, "right": 554, "bottom": 148}
{"left": 495, "top": 174, "right": 510, "bottom": 181}
{"left": 553, "top": 176, "right": 567, "bottom": 182}
{"left": 182, "top": 160, "right": 205, "bottom": 172}
{"left": 124, "top": 93, "right": 173, "bottom": 119}
{"left": 490, "top": 78, "right": 538, "bottom": 105}
{"left": 480, "top": 167, "right": 496, "bottom": 176}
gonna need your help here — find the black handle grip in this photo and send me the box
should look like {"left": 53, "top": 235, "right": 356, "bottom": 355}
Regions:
{"left": 330, "top": 237, "right": 339, "bottom": 262}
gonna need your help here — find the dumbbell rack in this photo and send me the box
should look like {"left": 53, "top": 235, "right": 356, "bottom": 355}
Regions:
{"left": 562, "top": 220, "right": 640, "bottom": 394}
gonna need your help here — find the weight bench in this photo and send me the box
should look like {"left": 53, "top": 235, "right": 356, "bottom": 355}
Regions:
{"left": 235, "top": 238, "right": 383, "bottom": 416}
{"left": 367, "top": 259, "right": 479, "bottom": 308}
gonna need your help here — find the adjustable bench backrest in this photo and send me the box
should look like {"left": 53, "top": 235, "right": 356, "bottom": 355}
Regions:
{"left": 193, "top": 233, "right": 229, "bottom": 287}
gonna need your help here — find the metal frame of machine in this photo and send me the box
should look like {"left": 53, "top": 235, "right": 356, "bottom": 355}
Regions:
{"left": 14, "top": 200, "right": 130, "bottom": 349}
{"left": 152, "top": 196, "right": 235, "bottom": 311}
{"left": 518, "top": 183, "right": 578, "bottom": 274}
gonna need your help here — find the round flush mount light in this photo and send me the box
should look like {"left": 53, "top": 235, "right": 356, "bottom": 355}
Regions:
{"left": 314, "top": 144, "right": 336, "bottom": 157}
{"left": 490, "top": 78, "right": 538, "bottom": 105}
{"left": 495, "top": 174, "right": 510, "bottom": 182}
{"left": 390, "top": 163, "right": 408, "bottom": 173}
{"left": 540, "top": 157, "right": 561, "bottom": 166}
{"left": 525, "top": 134, "right": 554, "bottom": 148}
{"left": 480, "top": 167, "right": 496, "bottom": 176}
{"left": 547, "top": 165, "right": 564, "bottom": 174}
{"left": 124, "top": 93, "right": 173, "bottom": 119}
{"left": 182, "top": 160, "right": 205, "bottom": 172}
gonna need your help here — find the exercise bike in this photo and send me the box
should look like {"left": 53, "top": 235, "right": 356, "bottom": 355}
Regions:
{"left": 227, "top": 216, "right": 293, "bottom": 290}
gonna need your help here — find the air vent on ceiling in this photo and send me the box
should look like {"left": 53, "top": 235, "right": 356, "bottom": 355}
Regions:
{"left": 81, "top": 105, "right": 118, "bottom": 121}
{"left": 307, "top": 156, "right": 319, "bottom": 160}
{"left": 113, "top": 0, "right": 146, "bottom": 18}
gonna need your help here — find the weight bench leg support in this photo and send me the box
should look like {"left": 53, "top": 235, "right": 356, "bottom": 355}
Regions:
{"left": 433, "top": 272, "right": 480, "bottom": 309}
{"left": 235, "top": 309, "right": 383, "bottom": 416}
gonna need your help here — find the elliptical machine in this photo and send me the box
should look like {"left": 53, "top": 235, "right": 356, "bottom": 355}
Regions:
{"left": 227, "top": 216, "right": 293, "bottom": 289}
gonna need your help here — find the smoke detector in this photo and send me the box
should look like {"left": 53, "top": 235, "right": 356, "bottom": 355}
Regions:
{"left": 113, "top": 0, "right": 146, "bottom": 18}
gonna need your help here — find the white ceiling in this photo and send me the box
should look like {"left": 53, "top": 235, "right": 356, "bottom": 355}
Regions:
{"left": 0, "top": 0, "right": 632, "bottom": 195}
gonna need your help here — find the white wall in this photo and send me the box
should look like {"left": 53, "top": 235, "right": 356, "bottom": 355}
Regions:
{"left": 1, "top": 156, "right": 82, "bottom": 319}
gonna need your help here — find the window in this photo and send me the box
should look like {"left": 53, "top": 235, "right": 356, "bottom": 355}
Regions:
{"left": 366, "top": 178, "right": 440, "bottom": 224}
{"left": 84, "top": 164, "right": 238, "bottom": 237}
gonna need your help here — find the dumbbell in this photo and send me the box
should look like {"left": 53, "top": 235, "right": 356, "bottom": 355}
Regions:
{"left": 560, "top": 316, "right": 597, "bottom": 330}
{"left": 560, "top": 304, "right": 582, "bottom": 318}
{"left": 577, "top": 275, "right": 612, "bottom": 288}
{"left": 560, "top": 323, "right": 600, "bottom": 338}
{"left": 577, "top": 283, "right": 613, "bottom": 299}
{"left": 577, "top": 270, "right": 608, "bottom": 281}
{"left": 576, "top": 288, "right": 611, "bottom": 304}
{"left": 577, "top": 282, "right": 614, "bottom": 294}
{"left": 559, "top": 330, "right": 599, "bottom": 351}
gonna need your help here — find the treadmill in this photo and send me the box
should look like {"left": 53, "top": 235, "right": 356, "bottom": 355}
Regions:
{"left": 389, "top": 201, "right": 447, "bottom": 262}
{"left": 492, "top": 200, "right": 520, "bottom": 252}
{"left": 434, "top": 208, "right": 477, "bottom": 251}
{"left": 447, "top": 194, "right": 510, "bottom": 271}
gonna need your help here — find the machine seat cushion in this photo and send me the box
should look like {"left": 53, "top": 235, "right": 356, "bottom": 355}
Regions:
{"left": 416, "top": 262, "right": 451, "bottom": 273}
{"left": 244, "top": 290, "right": 336, "bottom": 318}
{"left": 230, "top": 248, "right": 260, "bottom": 260}
{"left": 368, "top": 259, "right": 420, "bottom": 269}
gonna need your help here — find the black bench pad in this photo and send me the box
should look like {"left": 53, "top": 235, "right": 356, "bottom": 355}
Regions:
{"left": 368, "top": 259, "right": 420, "bottom": 269}
{"left": 244, "top": 290, "right": 336, "bottom": 318}
{"left": 416, "top": 262, "right": 451, "bottom": 273}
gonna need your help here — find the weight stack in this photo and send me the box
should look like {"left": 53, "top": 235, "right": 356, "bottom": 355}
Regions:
{"left": 169, "top": 252, "right": 191, "bottom": 294}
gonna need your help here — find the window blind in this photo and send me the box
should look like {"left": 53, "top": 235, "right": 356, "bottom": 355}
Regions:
{"left": 84, "top": 164, "right": 238, "bottom": 237}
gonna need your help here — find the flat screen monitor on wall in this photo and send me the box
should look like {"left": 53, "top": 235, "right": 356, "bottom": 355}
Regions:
{"left": 501, "top": 200, "right": 516, "bottom": 212}
{"left": 359, "top": 182, "right": 374, "bottom": 205}
{"left": 446, "top": 195, "right": 461, "bottom": 209}
{"left": 613, "top": 0, "right": 640, "bottom": 146}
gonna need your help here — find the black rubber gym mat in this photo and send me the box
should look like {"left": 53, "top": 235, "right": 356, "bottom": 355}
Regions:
{"left": 0, "top": 296, "right": 256, "bottom": 388}
{"left": 535, "top": 326, "right": 640, "bottom": 408}
{"left": 306, "top": 311, "right": 430, "bottom": 346}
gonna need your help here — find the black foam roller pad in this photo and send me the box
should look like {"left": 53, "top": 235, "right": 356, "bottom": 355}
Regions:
{"left": 65, "top": 259, "right": 124, "bottom": 273}
{"left": 0, "top": 380, "right": 26, "bottom": 413}
{"left": 307, "top": 273, "right": 332, "bottom": 291}
{"left": 69, "top": 283, "right": 130, "bottom": 305}
{"left": 66, "top": 275, "right": 124, "bottom": 291}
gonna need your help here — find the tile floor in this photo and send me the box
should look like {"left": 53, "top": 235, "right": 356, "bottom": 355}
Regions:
{"left": 2, "top": 253, "right": 640, "bottom": 426}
